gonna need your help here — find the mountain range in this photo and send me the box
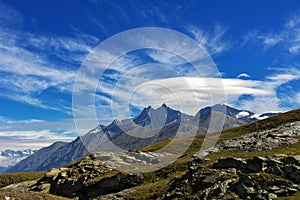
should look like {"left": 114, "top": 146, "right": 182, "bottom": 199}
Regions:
{"left": 2, "top": 108, "right": 299, "bottom": 200}
{"left": 6, "top": 104, "right": 281, "bottom": 173}
{"left": 0, "top": 149, "right": 37, "bottom": 173}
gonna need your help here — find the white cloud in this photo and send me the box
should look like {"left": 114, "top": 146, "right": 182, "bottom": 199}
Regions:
{"left": 0, "top": 1, "right": 23, "bottom": 28}
{"left": 244, "top": 13, "right": 300, "bottom": 54}
{"left": 0, "top": 118, "right": 82, "bottom": 150}
{"left": 0, "top": 16, "right": 98, "bottom": 113}
{"left": 296, "top": 93, "right": 300, "bottom": 104}
{"left": 237, "top": 73, "right": 251, "bottom": 79}
{"left": 129, "top": 77, "right": 271, "bottom": 115}
{"left": 93, "top": 68, "right": 300, "bottom": 117}
{"left": 187, "top": 24, "right": 231, "bottom": 55}
{"left": 0, "top": 129, "right": 73, "bottom": 150}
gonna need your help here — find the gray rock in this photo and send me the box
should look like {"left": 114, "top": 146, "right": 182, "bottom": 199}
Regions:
{"left": 202, "top": 172, "right": 221, "bottom": 185}
{"left": 219, "top": 121, "right": 300, "bottom": 152}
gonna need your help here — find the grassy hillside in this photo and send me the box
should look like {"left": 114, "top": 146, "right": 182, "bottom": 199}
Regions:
{"left": 0, "top": 189, "right": 71, "bottom": 200}
{"left": 0, "top": 171, "right": 45, "bottom": 188}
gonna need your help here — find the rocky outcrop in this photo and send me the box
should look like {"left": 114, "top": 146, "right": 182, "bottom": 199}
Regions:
{"left": 220, "top": 121, "right": 300, "bottom": 151}
{"left": 163, "top": 155, "right": 300, "bottom": 200}
{"left": 30, "top": 155, "right": 144, "bottom": 199}
{"left": 192, "top": 121, "right": 300, "bottom": 158}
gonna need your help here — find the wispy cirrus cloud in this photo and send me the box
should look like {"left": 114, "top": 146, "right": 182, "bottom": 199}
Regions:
{"left": 243, "top": 30, "right": 283, "bottom": 49}
{"left": 187, "top": 24, "right": 231, "bottom": 56}
{"left": 0, "top": 1, "right": 23, "bottom": 28}
{"left": 0, "top": 129, "right": 73, "bottom": 150}
{"left": 0, "top": 117, "right": 85, "bottom": 150}
{"left": 243, "top": 13, "right": 300, "bottom": 54}
{"left": 235, "top": 68, "right": 300, "bottom": 113}
{"left": 0, "top": 1, "right": 99, "bottom": 113}
{"left": 129, "top": 70, "right": 300, "bottom": 115}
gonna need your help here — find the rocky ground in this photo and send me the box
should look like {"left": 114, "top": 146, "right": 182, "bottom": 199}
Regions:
{"left": 192, "top": 121, "right": 300, "bottom": 157}
{"left": 164, "top": 155, "right": 300, "bottom": 199}
{"left": 28, "top": 154, "right": 300, "bottom": 200}
{"left": 219, "top": 121, "right": 300, "bottom": 152}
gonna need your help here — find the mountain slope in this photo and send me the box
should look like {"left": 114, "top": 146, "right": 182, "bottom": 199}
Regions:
{"left": 7, "top": 104, "right": 280, "bottom": 173}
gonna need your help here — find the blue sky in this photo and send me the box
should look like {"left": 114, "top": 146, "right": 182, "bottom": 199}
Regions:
{"left": 0, "top": 0, "right": 300, "bottom": 149}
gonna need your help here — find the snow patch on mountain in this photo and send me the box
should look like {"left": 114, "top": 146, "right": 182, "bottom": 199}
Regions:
{"left": 250, "top": 111, "right": 283, "bottom": 120}
{"left": 250, "top": 114, "right": 269, "bottom": 120}
{"left": 235, "top": 111, "right": 250, "bottom": 118}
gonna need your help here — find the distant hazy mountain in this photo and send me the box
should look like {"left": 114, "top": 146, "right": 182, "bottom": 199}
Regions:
{"left": 7, "top": 104, "right": 281, "bottom": 173}
{"left": 0, "top": 149, "right": 37, "bottom": 173}
{"left": 6, "top": 142, "right": 68, "bottom": 173}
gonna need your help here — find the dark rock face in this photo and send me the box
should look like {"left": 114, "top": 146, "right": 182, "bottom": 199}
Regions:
{"left": 212, "top": 157, "right": 247, "bottom": 171}
{"left": 30, "top": 155, "right": 144, "bottom": 199}
{"left": 163, "top": 155, "right": 300, "bottom": 200}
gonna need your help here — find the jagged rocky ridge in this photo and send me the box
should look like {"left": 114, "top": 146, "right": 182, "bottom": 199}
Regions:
{"left": 7, "top": 104, "right": 271, "bottom": 173}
